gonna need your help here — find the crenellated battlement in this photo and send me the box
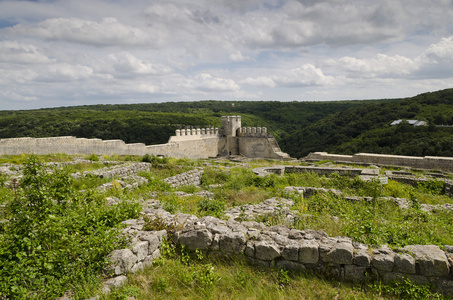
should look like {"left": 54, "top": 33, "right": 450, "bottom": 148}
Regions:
{"left": 236, "top": 127, "right": 268, "bottom": 137}
{"left": 175, "top": 127, "right": 219, "bottom": 137}
{"left": 0, "top": 116, "right": 290, "bottom": 159}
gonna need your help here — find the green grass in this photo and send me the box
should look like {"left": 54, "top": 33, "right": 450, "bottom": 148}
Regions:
{"left": 1, "top": 155, "right": 453, "bottom": 299}
{"left": 106, "top": 253, "right": 389, "bottom": 300}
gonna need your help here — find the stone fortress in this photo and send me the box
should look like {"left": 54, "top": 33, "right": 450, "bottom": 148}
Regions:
{"left": 0, "top": 115, "right": 289, "bottom": 159}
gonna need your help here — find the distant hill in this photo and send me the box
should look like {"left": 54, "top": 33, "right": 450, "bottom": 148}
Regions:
{"left": 279, "top": 88, "right": 453, "bottom": 158}
{"left": 1, "top": 89, "right": 452, "bottom": 158}
{"left": 0, "top": 100, "right": 372, "bottom": 147}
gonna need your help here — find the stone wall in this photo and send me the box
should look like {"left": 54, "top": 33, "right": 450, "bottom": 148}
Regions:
{"left": 305, "top": 152, "right": 453, "bottom": 172}
{"left": 253, "top": 165, "right": 363, "bottom": 177}
{"left": 163, "top": 169, "right": 204, "bottom": 188}
{"left": 122, "top": 198, "right": 453, "bottom": 296}
{"left": 175, "top": 214, "right": 453, "bottom": 295}
{"left": 0, "top": 116, "right": 289, "bottom": 160}
{"left": 0, "top": 135, "right": 221, "bottom": 159}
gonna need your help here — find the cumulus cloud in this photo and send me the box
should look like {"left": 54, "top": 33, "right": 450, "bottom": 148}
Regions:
{"left": 274, "top": 64, "right": 336, "bottom": 87}
{"left": 325, "top": 36, "right": 453, "bottom": 80}
{"left": 331, "top": 54, "right": 416, "bottom": 78}
{"left": 96, "top": 52, "right": 172, "bottom": 77}
{"left": 190, "top": 73, "right": 240, "bottom": 92}
{"left": 0, "top": 40, "right": 53, "bottom": 64}
{"left": 7, "top": 17, "right": 152, "bottom": 47}
{"left": 0, "top": 0, "right": 452, "bottom": 108}
{"left": 242, "top": 76, "right": 276, "bottom": 88}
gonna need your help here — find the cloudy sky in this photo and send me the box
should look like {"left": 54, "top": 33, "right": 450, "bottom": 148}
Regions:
{"left": 0, "top": 0, "right": 452, "bottom": 110}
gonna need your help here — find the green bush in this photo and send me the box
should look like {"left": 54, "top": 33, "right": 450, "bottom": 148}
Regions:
{"left": 86, "top": 153, "right": 100, "bottom": 161}
{"left": 142, "top": 154, "right": 168, "bottom": 165}
{"left": 0, "top": 157, "right": 139, "bottom": 299}
{"left": 197, "top": 198, "right": 226, "bottom": 218}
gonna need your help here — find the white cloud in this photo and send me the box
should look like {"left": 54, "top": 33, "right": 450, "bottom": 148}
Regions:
{"left": 332, "top": 54, "right": 416, "bottom": 78}
{"left": 191, "top": 73, "right": 240, "bottom": 92}
{"left": 7, "top": 17, "right": 152, "bottom": 47}
{"left": 97, "top": 52, "right": 172, "bottom": 77}
{"left": 242, "top": 76, "right": 276, "bottom": 88}
{"left": 0, "top": 40, "right": 53, "bottom": 64}
{"left": 0, "top": 90, "right": 38, "bottom": 102}
{"left": 273, "top": 64, "right": 336, "bottom": 87}
{"left": 421, "top": 36, "right": 453, "bottom": 64}
{"left": 229, "top": 51, "right": 250, "bottom": 62}
{"left": 0, "top": 0, "right": 453, "bottom": 109}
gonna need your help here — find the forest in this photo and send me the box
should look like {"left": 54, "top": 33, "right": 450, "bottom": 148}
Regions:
{"left": 0, "top": 88, "right": 452, "bottom": 158}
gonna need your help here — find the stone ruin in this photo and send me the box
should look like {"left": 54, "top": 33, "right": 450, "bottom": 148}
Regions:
{"left": 0, "top": 116, "right": 290, "bottom": 160}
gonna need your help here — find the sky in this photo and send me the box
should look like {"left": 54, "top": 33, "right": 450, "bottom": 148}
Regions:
{"left": 0, "top": 0, "right": 453, "bottom": 110}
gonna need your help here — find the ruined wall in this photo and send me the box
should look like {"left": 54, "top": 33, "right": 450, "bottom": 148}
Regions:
{"left": 0, "top": 135, "right": 220, "bottom": 159}
{"left": 0, "top": 116, "right": 289, "bottom": 159}
{"left": 306, "top": 152, "right": 453, "bottom": 172}
{"left": 111, "top": 198, "right": 453, "bottom": 296}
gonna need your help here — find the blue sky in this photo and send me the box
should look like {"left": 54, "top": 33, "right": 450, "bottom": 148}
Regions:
{"left": 0, "top": 0, "right": 452, "bottom": 110}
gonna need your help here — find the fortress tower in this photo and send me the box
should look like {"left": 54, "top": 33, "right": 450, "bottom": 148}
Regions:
{"left": 221, "top": 116, "right": 241, "bottom": 137}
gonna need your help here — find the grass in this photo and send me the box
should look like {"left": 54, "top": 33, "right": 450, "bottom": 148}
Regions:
{"left": 105, "top": 252, "right": 390, "bottom": 300}
{"left": 1, "top": 154, "right": 453, "bottom": 299}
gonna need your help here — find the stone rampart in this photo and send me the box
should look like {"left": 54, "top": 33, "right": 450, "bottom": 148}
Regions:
{"left": 305, "top": 152, "right": 453, "bottom": 172}
{"left": 0, "top": 135, "right": 220, "bottom": 159}
{"left": 169, "top": 127, "right": 220, "bottom": 141}
{"left": 236, "top": 127, "right": 268, "bottom": 137}
{"left": 0, "top": 116, "right": 289, "bottom": 160}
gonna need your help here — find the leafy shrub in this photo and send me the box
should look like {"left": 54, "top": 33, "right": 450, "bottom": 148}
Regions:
{"left": 86, "top": 153, "right": 100, "bottom": 161}
{"left": 200, "top": 167, "right": 230, "bottom": 186}
{"left": 418, "top": 180, "right": 445, "bottom": 195}
{"left": 142, "top": 154, "right": 168, "bottom": 166}
{"left": 197, "top": 198, "right": 226, "bottom": 218}
{"left": 0, "top": 157, "right": 139, "bottom": 299}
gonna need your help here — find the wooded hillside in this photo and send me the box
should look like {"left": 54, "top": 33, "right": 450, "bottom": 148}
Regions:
{"left": 1, "top": 88, "right": 452, "bottom": 158}
{"left": 280, "top": 88, "right": 453, "bottom": 158}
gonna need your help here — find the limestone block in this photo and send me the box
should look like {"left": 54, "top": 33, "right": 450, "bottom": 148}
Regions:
{"left": 288, "top": 229, "right": 305, "bottom": 240}
{"left": 394, "top": 252, "right": 416, "bottom": 274}
{"left": 246, "top": 228, "right": 261, "bottom": 240}
{"left": 353, "top": 249, "right": 371, "bottom": 267}
{"left": 371, "top": 252, "right": 394, "bottom": 272}
{"left": 143, "top": 255, "right": 154, "bottom": 268}
{"left": 324, "top": 242, "right": 354, "bottom": 265}
{"left": 132, "top": 241, "right": 149, "bottom": 262}
{"left": 245, "top": 241, "right": 255, "bottom": 258}
{"left": 298, "top": 240, "right": 319, "bottom": 264}
{"left": 102, "top": 275, "right": 128, "bottom": 294}
{"left": 344, "top": 265, "right": 367, "bottom": 283}
{"left": 219, "top": 232, "right": 246, "bottom": 254}
{"left": 211, "top": 233, "right": 220, "bottom": 251}
{"left": 151, "top": 249, "right": 161, "bottom": 260}
{"left": 139, "top": 233, "right": 161, "bottom": 255}
{"left": 247, "top": 257, "right": 271, "bottom": 268}
{"left": 131, "top": 261, "right": 144, "bottom": 273}
{"left": 282, "top": 240, "right": 299, "bottom": 262}
{"left": 276, "top": 260, "right": 306, "bottom": 272}
{"left": 178, "top": 229, "right": 213, "bottom": 251}
{"left": 273, "top": 234, "right": 289, "bottom": 245}
{"left": 255, "top": 240, "right": 281, "bottom": 261}
{"left": 405, "top": 245, "right": 450, "bottom": 277}
{"left": 109, "top": 249, "right": 138, "bottom": 275}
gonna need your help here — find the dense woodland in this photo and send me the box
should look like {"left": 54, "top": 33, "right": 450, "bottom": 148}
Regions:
{"left": 0, "top": 88, "right": 452, "bottom": 158}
